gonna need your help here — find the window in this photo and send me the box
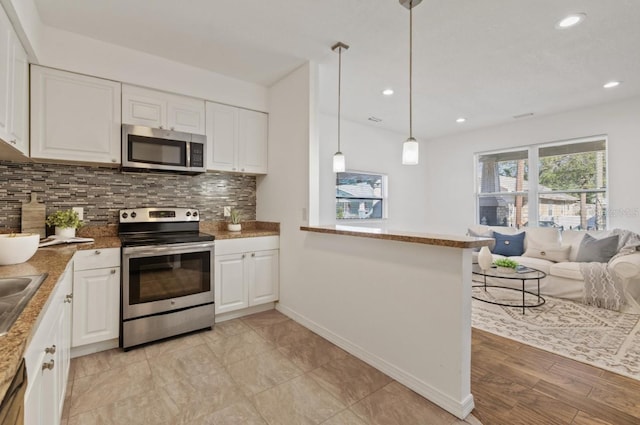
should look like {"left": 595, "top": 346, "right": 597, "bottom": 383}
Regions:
{"left": 476, "top": 137, "right": 607, "bottom": 230}
{"left": 336, "top": 171, "right": 387, "bottom": 220}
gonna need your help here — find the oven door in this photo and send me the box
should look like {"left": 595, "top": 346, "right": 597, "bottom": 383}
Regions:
{"left": 122, "top": 241, "right": 214, "bottom": 320}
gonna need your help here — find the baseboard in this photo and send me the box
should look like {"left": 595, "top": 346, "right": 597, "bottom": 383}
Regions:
{"left": 215, "top": 302, "right": 275, "bottom": 322}
{"left": 276, "top": 304, "right": 475, "bottom": 420}
{"left": 71, "top": 338, "right": 119, "bottom": 358}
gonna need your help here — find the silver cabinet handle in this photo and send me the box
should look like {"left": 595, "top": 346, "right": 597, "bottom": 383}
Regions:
{"left": 111, "top": 269, "right": 117, "bottom": 274}
{"left": 94, "top": 250, "right": 101, "bottom": 255}
{"left": 42, "top": 360, "right": 55, "bottom": 371}
{"left": 242, "top": 254, "right": 246, "bottom": 259}
{"left": 251, "top": 253, "right": 255, "bottom": 257}
{"left": 111, "top": 158, "right": 117, "bottom": 163}
{"left": 64, "top": 294, "right": 73, "bottom": 303}
{"left": 159, "top": 125, "right": 164, "bottom": 129}
{"left": 170, "top": 127, "right": 175, "bottom": 130}
{"left": 232, "top": 168, "right": 237, "bottom": 171}
{"left": 45, "top": 345, "right": 56, "bottom": 354}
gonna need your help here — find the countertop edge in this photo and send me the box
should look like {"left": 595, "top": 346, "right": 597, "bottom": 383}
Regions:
{"left": 300, "top": 225, "right": 492, "bottom": 249}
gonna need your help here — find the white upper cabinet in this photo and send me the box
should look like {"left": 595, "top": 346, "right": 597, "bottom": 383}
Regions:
{"left": 0, "top": 7, "right": 29, "bottom": 156}
{"left": 122, "top": 84, "right": 205, "bottom": 134}
{"left": 206, "top": 101, "right": 268, "bottom": 174}
{"left": 30, "top": 65, "right": 122, "bottom": 164}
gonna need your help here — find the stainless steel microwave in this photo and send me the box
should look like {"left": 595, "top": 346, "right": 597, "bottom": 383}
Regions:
{"left": 122, "top": 124, "right": 206, "bottom": 173}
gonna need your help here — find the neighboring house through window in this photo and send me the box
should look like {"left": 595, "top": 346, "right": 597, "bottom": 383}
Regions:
{"left": 336, "top": 171, "right": 387, "bottom": 220}
{"left": 476, "top": 137, "right": 607, "bottom": 230}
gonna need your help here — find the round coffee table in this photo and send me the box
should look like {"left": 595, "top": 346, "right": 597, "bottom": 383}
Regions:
{"left": 472, "top": 263, "right": 546, "bottom": 314}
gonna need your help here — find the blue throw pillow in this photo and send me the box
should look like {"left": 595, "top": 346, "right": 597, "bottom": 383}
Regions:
{"left": 492, "top": 231, "right": 525, "bottom": 256}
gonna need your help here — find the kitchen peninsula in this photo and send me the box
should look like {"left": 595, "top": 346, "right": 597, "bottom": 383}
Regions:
{"left": 296, "top": 225, "right": 491, "bottom": 419}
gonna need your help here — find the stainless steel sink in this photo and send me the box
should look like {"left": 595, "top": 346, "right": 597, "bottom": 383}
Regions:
{"left": 0, "top": 274, "right": 48, "bottom": 336}
{"left": 0, "top": 278, "right": 32, "bottom": 298}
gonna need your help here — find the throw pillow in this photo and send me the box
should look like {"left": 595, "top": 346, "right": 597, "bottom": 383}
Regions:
{"left": 492, "top": 231, "right": 525, "bottom": 256}
{"left": 576, "top": 233, "right": 619, "bottom": 263}
{"left": 467, "top": 228, "right": 494, "bottom": 251}
{"left": 523, "top": 245, "right": 570, "bottom": 262}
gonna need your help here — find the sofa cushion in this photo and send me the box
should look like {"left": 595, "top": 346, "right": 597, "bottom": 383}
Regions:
{"left": 524, "top": 227, "right": 561, "bottom": 251}
{"left": 550, "top": 262, "right": 583, "bottom": 281}
{"left": 492, "top": 231, "right": 525, "bottom": 256}
{"left": 523, "top": 245, "right": 571, "bottom": 263}
{"left": 562, "top": 230, "right": 611, "bottom": 261}
{"left": 576, "top": 233, "right": 619, "bottom": 263}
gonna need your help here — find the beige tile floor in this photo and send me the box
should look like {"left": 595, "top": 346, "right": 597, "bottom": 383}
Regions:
{"left": 62, "top": 309, "right": 481, "bottom": 425}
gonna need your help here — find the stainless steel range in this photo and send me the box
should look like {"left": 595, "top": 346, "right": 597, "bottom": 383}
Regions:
{"left": 119, "top": 207, "right": 215, "bottom": 350}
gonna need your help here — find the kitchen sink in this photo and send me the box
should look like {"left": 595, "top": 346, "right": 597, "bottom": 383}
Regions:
{"left": 0, "top": 278, "right": 32, "bottom": 298}
{"left": 0, "top": 274, "right": 47, "bottom": 337}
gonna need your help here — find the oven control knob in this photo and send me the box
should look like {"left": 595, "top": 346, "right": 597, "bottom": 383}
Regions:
{"left": 186, "top": 211, "right": 192, "bottom": 217}
{"left": 131, "top": 212, "right": 137, "bottom": 218}
{"left": 193, "top": 211, "right": 198, "bottom": 217}
{"left": 121, "top": 212, "right": 128, "bottom": 219}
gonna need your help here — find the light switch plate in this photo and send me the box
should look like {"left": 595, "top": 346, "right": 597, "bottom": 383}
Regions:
{"left": 223, "top": 206, "right": 231, "bottom": 217}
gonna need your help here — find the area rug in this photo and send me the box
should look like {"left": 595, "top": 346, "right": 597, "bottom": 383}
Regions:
{"left": 471, "top": 286, "right": 640, "bottom": 380}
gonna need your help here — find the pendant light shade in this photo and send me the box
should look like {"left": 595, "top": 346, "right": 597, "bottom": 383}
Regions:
{"left": 400, "top": 0, "right": 421, "bottom": 165}
{"left": 333, "top": 151, "right": 345, "bottom": 173}
{"left": 332, "top": 41, "right": 349, "bottom": 173}
{"left": 402, "top": 137, "right": 419, "bottom": 165}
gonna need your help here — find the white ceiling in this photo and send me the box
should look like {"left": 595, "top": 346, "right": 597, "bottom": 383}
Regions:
{"left": 33, "top": 0, "right": 640, "bottom": 140}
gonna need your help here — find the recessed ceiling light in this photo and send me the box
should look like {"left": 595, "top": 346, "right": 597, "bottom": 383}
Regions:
{"left": 382, "top": 89, "right": 394, "bottom": 96}
{"left": 556, "top": 13, "right": 586, "bottom": 29}
{"left": 603, "top": 81, "right": 621, "bottom": 89}
{"left": 456, "top": 117, "right": 466, "bottom": 123}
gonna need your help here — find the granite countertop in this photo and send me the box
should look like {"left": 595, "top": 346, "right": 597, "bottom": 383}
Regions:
{"left": 200, "top": 221, "right": 280, "bottom": 240}
{"left": 0, "top": 236, "right": 120, "bottom": 403}
{"left": 0, "top": 221, "right": 279, "bottom": 401}
{"left": 300, "top": 225, "right": 492, "bottom": 249}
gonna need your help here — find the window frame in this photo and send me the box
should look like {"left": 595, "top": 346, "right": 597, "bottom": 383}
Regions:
{"left": 475, "top": 135, "right": 608, "bottom": 229}
{"left": 335, "top": 170, "right": 389, "bottom": 222}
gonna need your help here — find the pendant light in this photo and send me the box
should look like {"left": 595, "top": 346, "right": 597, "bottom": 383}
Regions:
{"left": 401, "top": 0, "right": 421, "bottom": 165}
{"left": 332, "top": 41, "right": 349, "bottom": 173}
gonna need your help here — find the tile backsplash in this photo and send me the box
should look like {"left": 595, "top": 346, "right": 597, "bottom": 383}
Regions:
{"left": 0, "top": 160, "right": 256, "bottom": 231}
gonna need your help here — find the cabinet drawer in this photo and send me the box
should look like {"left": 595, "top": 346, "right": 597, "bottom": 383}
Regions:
{"left": 215, "top": 236, "right": 279, "bottom": 256}
{"left": 74, "top": 248, "right": 120, "bottom": 271}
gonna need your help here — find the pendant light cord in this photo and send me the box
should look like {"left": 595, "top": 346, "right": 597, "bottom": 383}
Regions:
{"left": 338, "top": 46, "right": 342, "bottom": 152}
{"left": 409, "top": 3, "right": 413, "bottom": 139}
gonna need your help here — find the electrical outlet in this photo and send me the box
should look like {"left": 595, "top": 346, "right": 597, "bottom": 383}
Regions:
{"left": 223, "top": 206, "right": 231, "bottom": 217}
{"left": 72, "top": 207, "right": 84, "bottom": 221}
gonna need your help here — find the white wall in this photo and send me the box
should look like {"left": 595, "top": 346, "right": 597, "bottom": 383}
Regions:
{"left": 258, "top": 63, "right": 474, "bottom": 419}
{"left": 424, "top": 96, "right": 640, "bottom": 234}
{"left": 318, "top": 114, "right": 430, "bottom": 231}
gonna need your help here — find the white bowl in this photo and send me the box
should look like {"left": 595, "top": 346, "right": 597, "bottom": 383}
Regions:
{"left": 0, "top": 233, "right": 40, "bottom": 266}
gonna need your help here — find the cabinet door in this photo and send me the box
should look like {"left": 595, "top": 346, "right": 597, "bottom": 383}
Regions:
{"left": 30, "top": 65, "right": 122, "bottom": 164}
{"left": 249, "top": 250, "right": 279, "bottom": 306}
{"left": 0, "top": 8, "right": 11, "bottom": 142}
{"left": 57, "top": 266, "right": 73, "bottom": 415}
{"left": 206, "top": 101, "right": 238, "bottom": 172}
{"left": 72, "top": 267, "right": 120, "bottom": 347}
{"left": 238, "top": 109, "right": 268, "bottom": 174}
{"left": 214, "top": 253, "right": 248, "bottom": 314}
{"left": 8, "top": 31, "right": 28, "bottom": 154}
{"left": 122, "top": 86, "right": 166, "bottom": 129}
{"left": 167, "top": 94, "right": 205, "bottom": 134}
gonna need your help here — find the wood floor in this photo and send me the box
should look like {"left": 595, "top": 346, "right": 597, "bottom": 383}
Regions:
{"left": 471, "top": 328, "right": 640, "bottom": 425}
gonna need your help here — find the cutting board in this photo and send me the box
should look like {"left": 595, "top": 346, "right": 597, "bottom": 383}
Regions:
{"left": 21, "top": 193, "right": 46, "bottom": 238}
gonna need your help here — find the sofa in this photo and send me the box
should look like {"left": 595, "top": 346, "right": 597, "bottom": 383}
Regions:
{"left": 468, "top": 225, "right": 640, "bottom": 313}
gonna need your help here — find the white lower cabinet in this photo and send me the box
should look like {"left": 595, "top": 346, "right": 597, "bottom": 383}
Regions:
{"left": 215, "top": 236, "right": 279, "bottom": 314}
{"left": 24, "top": 263, "right": 73, "bottom": 425}
{"left": 72, "top": 248, "right": 120, "bottom": 347}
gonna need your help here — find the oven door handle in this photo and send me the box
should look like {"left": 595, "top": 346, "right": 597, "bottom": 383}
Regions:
{"left": 122, "top": 242, "right": 215, "bottom": 256}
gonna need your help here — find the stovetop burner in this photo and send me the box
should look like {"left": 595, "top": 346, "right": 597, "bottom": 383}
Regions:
{"left": 118, "top": 207, "right": 215, "bottom": 247}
